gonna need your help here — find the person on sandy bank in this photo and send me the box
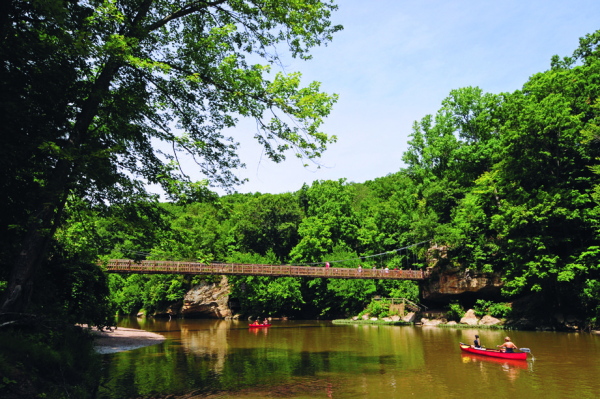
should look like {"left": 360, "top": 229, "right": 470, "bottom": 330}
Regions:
{"left": 497, "top": 336, "right": 518, "bottom": 353}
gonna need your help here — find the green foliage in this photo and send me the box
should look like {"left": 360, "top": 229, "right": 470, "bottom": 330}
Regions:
{"left": 13, "top": 25, "right": 600, "bottom": 326}
{"left": 1, "top": 0, "right": 342, "bottom": 314}
{"left": 108, "top": 274, "right": 195, "bottom": 315}
{"left": 473, "top": 300, "right": 512, "bottom": 318}
{"left": 446, "top": 301, "right": 465, "bottom": 322}
{"left": 228, "top": 250, "right": 304, "bottom": 316}
{"left": 359, "top": 300, "right": 395, "bottom": 318}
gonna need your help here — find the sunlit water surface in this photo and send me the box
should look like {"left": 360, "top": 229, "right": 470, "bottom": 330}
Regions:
{"left": 97, "top": 317, "right": 600, "bottom": 398}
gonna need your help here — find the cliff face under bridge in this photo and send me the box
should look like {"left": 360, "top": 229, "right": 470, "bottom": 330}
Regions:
{"left": 152, "top": 276, "right": 233, "bottom": 319}
{"left": 420, "top": 267, "right": 504, "bottom": 305}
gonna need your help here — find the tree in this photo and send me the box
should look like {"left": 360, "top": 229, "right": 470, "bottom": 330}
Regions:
{"left": 1, "top": 0, "right": 341, "bottom": 312}
{"left": 491, "top": 33, "right": 600, "bottom": 304}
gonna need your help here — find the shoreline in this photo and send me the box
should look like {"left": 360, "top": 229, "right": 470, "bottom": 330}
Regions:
{"left": 91, "top": 326, "right": 166, "bottom": 354}
{"left": 331, "top": 319, "right": 600, "bottom": 332}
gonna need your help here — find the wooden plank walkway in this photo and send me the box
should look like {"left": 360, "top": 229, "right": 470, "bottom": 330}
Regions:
{"left": 104, "top": 259, "right": 431, "bottom": 280}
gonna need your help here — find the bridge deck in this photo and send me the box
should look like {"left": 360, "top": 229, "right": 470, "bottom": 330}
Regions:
{"left": 104, "top": 259, "right": 430, "bottom": 280}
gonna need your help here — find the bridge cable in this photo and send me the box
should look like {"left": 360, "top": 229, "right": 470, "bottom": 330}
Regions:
{"left": 114, "top": 240, "right": 432, "bottom": 268}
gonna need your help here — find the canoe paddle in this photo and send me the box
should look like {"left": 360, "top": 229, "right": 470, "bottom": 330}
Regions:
{"left": 520, "top": 348, "right": 535, "bottom": 360}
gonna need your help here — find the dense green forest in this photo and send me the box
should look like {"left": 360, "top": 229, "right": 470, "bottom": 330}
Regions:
{"left": 52, "top": 29, "right": 600, "bottom": 325}
{"left": 6, "top": 28, "right": 600, "bottom": 327}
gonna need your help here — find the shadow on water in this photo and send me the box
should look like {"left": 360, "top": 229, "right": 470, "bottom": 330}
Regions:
{"left": 98, "top": 318, "right": 600, "bottom": 399}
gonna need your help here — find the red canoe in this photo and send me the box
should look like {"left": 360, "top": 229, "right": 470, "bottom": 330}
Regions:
{"left": 249, "top": 324, "right": 271, "bottom": 328}
{"left": 459, "top": 343, "right": 527, "bottom": 360}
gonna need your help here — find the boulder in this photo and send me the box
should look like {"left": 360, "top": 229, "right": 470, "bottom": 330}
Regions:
{"left": 460, "top": 309, "right": 479, "bottom": 325}
{"left": 352, "top": 316, "right": 359, "bottom": 321}
{"left": 421, "top": 318, "right": 430, "bottom": 324}
{"left": 182, "top": 276, "right": 232, "bottom": 318}
{"left": 370, "top": 317, "right": 378, "bottom": 321}
{"left": 232, "top": 314, "right": 241, "bottom": 320}
{"left": 403, "top": 312, "right": 416, "bottom": 323}
{"left": 362, "top": 314, "right": 370, "bottom": 320}
{"left": 447, "top": 321, "right": 457, "bottom": 325}
{"left": 382, "top": 317, "right": 392, "bottom": 322}
{"left": 423, "top": 319, "right": 443, "bottom": 326}
{"left": 517, "top": 317, "right": 534, "bottom": 328}
{"left": 391, "top": 315, "right": 401, "bottom": 322}
{"left": 566, "top": 324, "right": 579, "bottom": 331}
{"left": 479, "top": 315, "right": 502, "bottom": 326}
{"left": 136, "top": 312, "right": 144, "bottom": 318}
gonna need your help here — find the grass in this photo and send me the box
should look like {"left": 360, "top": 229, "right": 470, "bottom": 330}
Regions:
{"left": 332, "top": 319, "right": 412, "bottom": 326}
{"left": 436, "top": 323, "right": 510, "bottom": 330}
{"left": 333, "top": 319, "right": 512, "bottom": 329}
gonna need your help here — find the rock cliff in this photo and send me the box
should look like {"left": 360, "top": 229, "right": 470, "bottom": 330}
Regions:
{"left": 421, "top": 267, "right": 503, "bottom": 303}
{"left": 153, "top": 276, "right": 233, "bottom": 318}
{"left": 182, "top": 276, "right": 232, "bottom": 318}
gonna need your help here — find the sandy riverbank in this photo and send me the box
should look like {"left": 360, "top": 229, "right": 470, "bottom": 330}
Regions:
{"left": 91, "top": 327, "right": 165, "bottom": 354}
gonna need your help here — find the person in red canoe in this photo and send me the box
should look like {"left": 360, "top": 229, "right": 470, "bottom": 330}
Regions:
{"left": 497, "top": 336, "right": 518, "bottom": 353}
{"left": 252, "top": 320, "right": 260, "bottom": 326}
{"left": 471, "top": 334, "right": 482, "bottom": 349}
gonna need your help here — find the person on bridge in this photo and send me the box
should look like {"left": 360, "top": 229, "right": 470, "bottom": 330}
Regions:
{"left": 385, "top": 266, "right": 389, "bottom": 275}
{"left": 497, "top": 337, "right": 518, "bottom": 353}
{"left": 358, "top": 265, "right": 362, "bottom": 274}
{"left": 326, "top": 262, "right": 330, "bottom": 272}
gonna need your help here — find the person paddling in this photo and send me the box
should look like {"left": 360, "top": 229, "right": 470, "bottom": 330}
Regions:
{"left": 471, "top": 335, "right": 482, "bottom": 349}
{"left": 497, "top": 336, "right": 518, "bottom": 353}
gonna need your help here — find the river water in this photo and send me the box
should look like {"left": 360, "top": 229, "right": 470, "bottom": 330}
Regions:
{"left": 98, "top": 317, "right": 600, "bottom": 398}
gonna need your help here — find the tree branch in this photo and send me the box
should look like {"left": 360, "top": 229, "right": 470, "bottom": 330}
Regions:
{"left": 145, "top": 0, "right": 228, "bottom": 32}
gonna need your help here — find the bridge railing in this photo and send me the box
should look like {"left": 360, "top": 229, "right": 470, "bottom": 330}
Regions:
{"left": 104, "top": 259, "right": 430, "bottom": 280}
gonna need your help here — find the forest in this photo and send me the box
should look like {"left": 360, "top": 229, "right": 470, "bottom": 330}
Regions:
{"left": 5, "top": 28, "right": 600, "bottom": 327}
{"left": 48, "top": 28, "right": 600, "bottom": 325}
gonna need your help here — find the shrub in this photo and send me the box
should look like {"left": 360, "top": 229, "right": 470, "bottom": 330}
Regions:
{"left": 474, "top": 299, "right": 492, "bottom": 317}
{"left": 0, "top": 326, "right": 101, "bottom": 398}
{"left": 474, "top": 299, "right": 512, "bottom": 318}
{"left": 488, "top": 302, "right": 512, "bottom": 318}
{"left": 446, "top": 301, "right": 465, "bottom": 321}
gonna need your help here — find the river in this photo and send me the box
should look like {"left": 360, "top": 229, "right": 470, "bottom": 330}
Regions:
{"left": 97, "top": 317, "right": 600, "bottom": 398}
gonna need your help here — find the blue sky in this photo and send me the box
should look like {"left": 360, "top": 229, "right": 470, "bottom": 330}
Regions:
{"left": 176, "top": 0, "right": 600, "bottom": 196}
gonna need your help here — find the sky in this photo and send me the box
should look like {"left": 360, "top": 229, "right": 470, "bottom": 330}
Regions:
{"left": 172, "top": 0, "right": 600, "bottom": 196}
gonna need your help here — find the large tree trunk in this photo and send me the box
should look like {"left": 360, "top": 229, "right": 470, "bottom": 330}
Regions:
{"left": 1, "top": 198, "right": 66, "bottom": 312}
{"left": 1, "top": 2, "right": 152, "bottom": 313}
{"left": 1, "top": 61, "right": 121, "bottom": 313}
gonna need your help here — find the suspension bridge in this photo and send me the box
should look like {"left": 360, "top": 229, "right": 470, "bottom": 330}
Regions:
{"left": 104, "top": 240, "right": 435, "bottom": 280}
{"left": 104, "top": 259, "right": 432, "bottom": 280}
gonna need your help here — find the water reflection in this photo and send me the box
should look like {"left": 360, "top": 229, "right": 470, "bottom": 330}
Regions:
{"left": 98, "top": 319, "right": 600, "bottom": 399}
